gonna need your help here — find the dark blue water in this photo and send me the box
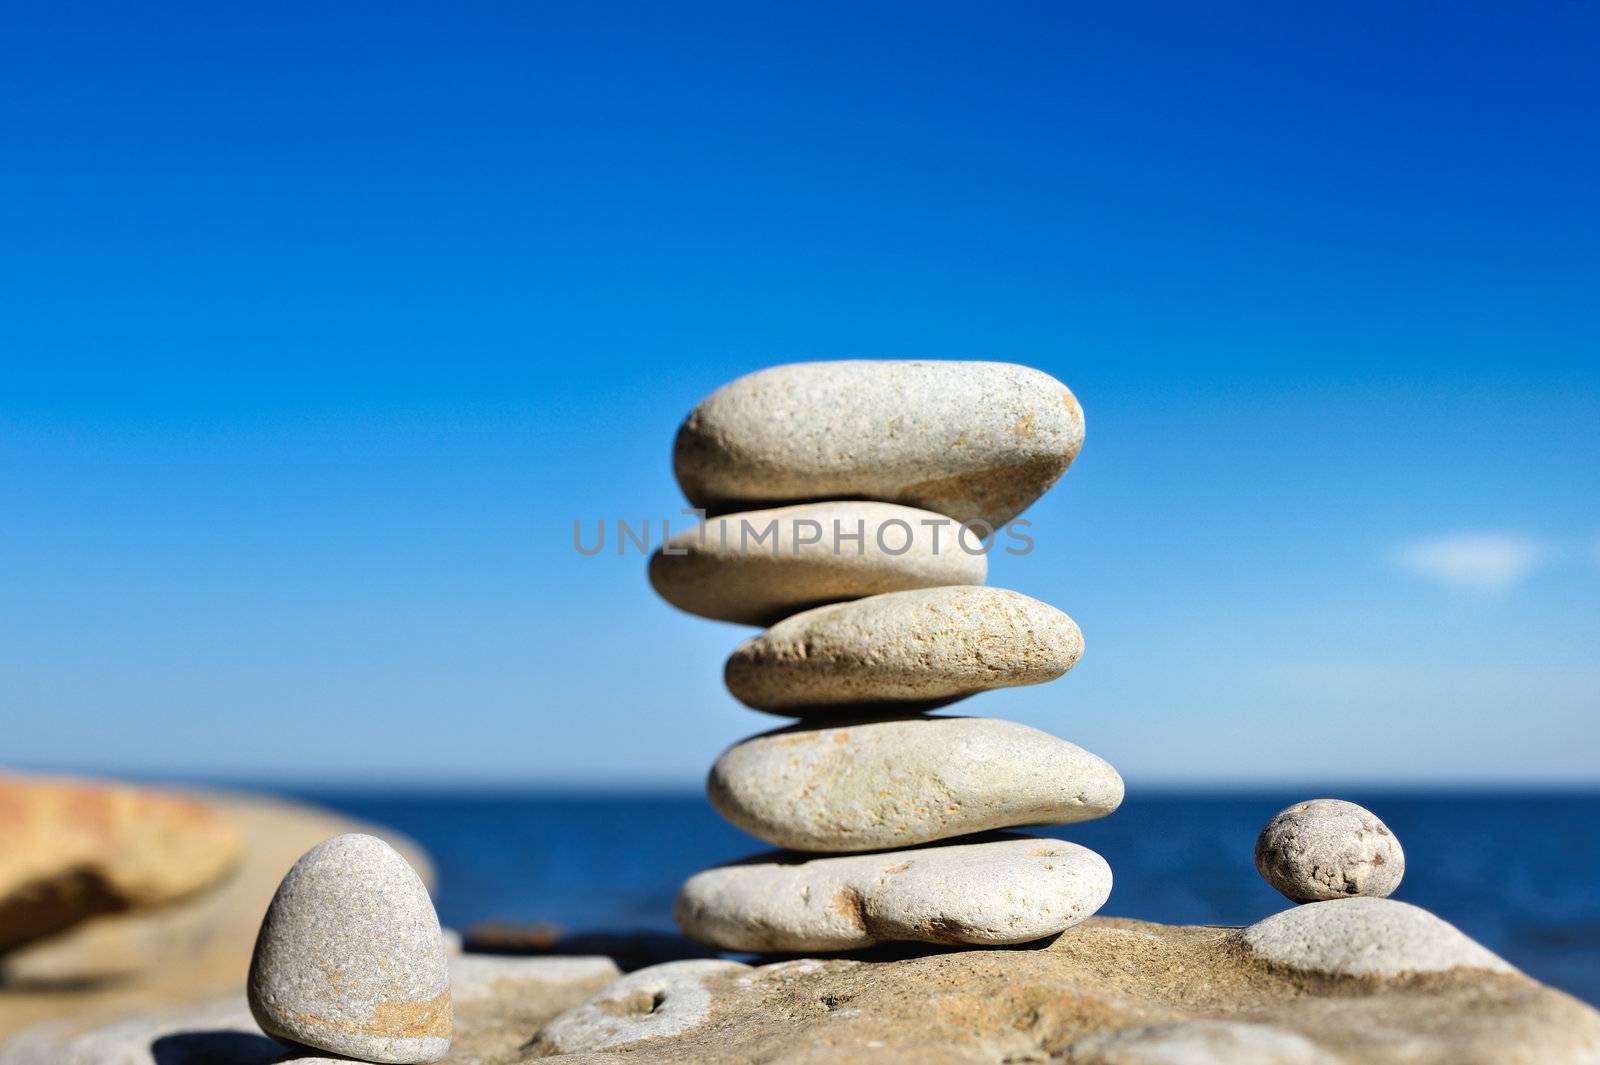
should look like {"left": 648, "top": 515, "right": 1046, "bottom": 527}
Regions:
{"left": 288, "top": 789, "right": 1600, "bottom": 1005}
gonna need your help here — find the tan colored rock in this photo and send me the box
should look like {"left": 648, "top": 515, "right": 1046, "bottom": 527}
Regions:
{"left": 448, "top": 955, "right": 621, "bottom": 1063}
{"left": 675, "top": 836, "right": 1112, "bottom": 951}
{"left": 0, "top": 789, "right": 431, "bottom": 1041}
{"left": 6, "top": 914, "right": 1596, "bottom": 1065}
{"left": 649, "top": 501, "right": 986, "bottom": 625}
{"left": 724, "top": 586, "right": 1083, "bottom": 714}
{"left": 0, "top": 774, "right": 244, "bottom": 954}
{"left": 526, "top": 916, "right": 1596, "bottom": 1064}
{"left": 673, "top": 360, "right": 1085, "bottom": 527}
{"left": 709, "top": 716, "right": 1122, "bottom": 851}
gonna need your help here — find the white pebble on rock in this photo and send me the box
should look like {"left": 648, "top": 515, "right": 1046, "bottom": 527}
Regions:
{"left": 675, "top": 835, "right": 1112, "bottom": 952}
{"left": 672, "top": 360, "right": 1085, "bottom": 528}
{"left": 649, "top": 501, "right": 986, "bottom": 625}
{"left": 709, "top": 716, "right": 1122, "bottom": 851}
{"left": 724, "top": 586, "right": 1083, "bottom": 714}
{"left": 1254, "top": 798, "right": 1404, "bottom": 903}
{"left": 248, "top": 833, "right": 452, "bottom": 1064}
{"left": 1241, "top": 897, "right": 1514, "bottom": 977}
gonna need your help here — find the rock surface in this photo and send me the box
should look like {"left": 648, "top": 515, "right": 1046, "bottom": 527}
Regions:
{"left": 1255, "top": 798, "right": 1405, "bottom": 902}
{"left": 531, "top": 960, "right": 749, "bottom": 1055}
{"left": 1241, "top": 897, "right": 1514, "bottom": 976}
{"left": 0, "top": 791, "right": 431, "bottom": 1040}
{"left": 724, "top": 586, "right": 1083, "bottom": 714}
{"left": 709, "top": 716, "right": 1122, "bottom": 851}
{"left": 0, "top": 955, "right": 618, "bottom": 1065}
{"left": 249, "top": 834, "right": 451, "bottom": 1063}
{"left": 6, "top": 914, "right": 1597, "bottom": 1065}
{"left": 649, "top": 501, "right": 986, "bottom": 625}
{"left": 0, "top": 774, "right": 245, "bottom": 953}
{"left": 1058, "top": 1020, "right": 1322, "bottom": 1064}
{"left": 531, "top": 913, "right": 1597, "bottom": 1064}
{"left": 675, "top": 835, "right": 1112, "bottom": 951}
{"left": 672, "top": 360, "right": 1085, "bottom": 527}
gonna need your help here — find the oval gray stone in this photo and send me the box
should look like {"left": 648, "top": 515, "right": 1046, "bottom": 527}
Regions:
{"left": 649, "top": 501, "right": 988, "bottom": 625}
{"left": 1241, "top": 898, "right": 1514, "bottom": 977}
{"left": 675, "top": 835, "right": 1112, "bottom": 952}
{"left": 248, "top": 833, "right": 451, "bottom": 1064}
{"left": 673, "top": 360, "right": 1085, "bottom": 527}
{"left": 724, "top": 586, "right": 1083, "bottom": 714}
{"left": 1254, "top": 799, "right": 1405, "bottom": 903}
{"left": 709, "top": 716, "right": 1122, "bottom": 851}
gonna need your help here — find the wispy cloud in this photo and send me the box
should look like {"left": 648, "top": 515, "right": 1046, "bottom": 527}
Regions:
{"left": 1389, "top": 532, "right": 1550, "bottom": 592}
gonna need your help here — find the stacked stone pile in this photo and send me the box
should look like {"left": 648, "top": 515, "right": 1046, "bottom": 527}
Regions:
{"left": 651, "top": 359, "right": 1125, "bottom": 951}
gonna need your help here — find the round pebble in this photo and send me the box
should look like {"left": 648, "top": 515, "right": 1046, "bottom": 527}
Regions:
{"left": 248, "top": 833, "right": 452, "bottom": 1064}
{"left": 673, "top": 360, "right": 1085, "bottom": 528}
{"left": 1254, "top": 799, "right": 1404, "bottom": 903}
{"left": 724, "top": 585, "right": 1083, "bottom": 714}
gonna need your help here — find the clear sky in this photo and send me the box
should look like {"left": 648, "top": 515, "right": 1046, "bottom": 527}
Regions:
{"left": 3, "top": 3, "right": 1596, "bottom": 788}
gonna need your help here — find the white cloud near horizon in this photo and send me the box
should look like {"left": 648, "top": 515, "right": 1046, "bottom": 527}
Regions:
{"left": 1389, "top": 532, "right": 1551, "bottom": 592}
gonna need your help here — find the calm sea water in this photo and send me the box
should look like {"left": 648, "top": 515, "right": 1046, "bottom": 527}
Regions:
{"left": 288, "top": 789, "right": 1600, "bottom": 1006}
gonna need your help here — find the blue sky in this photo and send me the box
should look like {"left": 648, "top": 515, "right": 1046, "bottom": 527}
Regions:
{"left": 2, "top": 3, "right": 1596, "bottom": 787}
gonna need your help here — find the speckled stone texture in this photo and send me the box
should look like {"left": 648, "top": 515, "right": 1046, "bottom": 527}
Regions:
{"left": 672, "top": 360, "right": 1085, "bottom": 527}
{"left": 648, "top": 501, "right": 987, "bottom": 626}
{"left": 674, "top": 835, "right": 1112, "bottom": 952}
{"left": 723, "top": 586, "right": 1083, "bottom": 714}
{"left": 1254, "top": 798, "right": 1405, "bottom": 902}
{"left": 248, "top": 834, "right": 452, "bottom": 1064}
{"left": 709, "top": 716, "right": 1122, "bottom": 851}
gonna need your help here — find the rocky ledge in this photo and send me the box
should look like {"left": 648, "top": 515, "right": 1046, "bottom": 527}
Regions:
{"left": 8, "top": 901, "right": 1599, "bottom": 1065}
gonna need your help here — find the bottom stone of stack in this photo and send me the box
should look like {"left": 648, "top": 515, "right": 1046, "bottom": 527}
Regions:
{"left": 675, "top": 835, "right": 1112, "bottom": 952}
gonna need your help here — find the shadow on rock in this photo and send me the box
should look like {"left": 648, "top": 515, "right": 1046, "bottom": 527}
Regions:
{"left": 149, "top": 1030, "right": 287, "bottom": 1065}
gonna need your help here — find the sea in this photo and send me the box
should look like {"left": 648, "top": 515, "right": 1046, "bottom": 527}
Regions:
{"left": 287, "top": 789, "right": 1600, "bottom": 1006}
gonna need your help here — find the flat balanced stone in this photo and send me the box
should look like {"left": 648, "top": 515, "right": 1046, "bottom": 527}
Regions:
{"left": 248, "top": 833, "right": 451, "bottom": 1064}
{"left": 1241, "top": 897, "right": 1514, "bottom": 977}
{"left": 649, "top": 501, "right": 987, "bottom": 625}
{"left": 724, "top": 586, "right": 1083, "bottom": 714}
{"left": 1254, "top": 798, "right": 1405, "bottom": 902}
{"left": 709, "top": 716, "right": 1122, "bottom": 851}
{"left": 673, "top": 360, "right": 1085, "bottom": 527}
{"left": 674, "top": 835, "right": 1112, "bottom": 951}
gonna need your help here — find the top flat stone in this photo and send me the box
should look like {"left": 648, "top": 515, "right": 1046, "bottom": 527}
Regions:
{"left": 248, "top": 834, "right": 452, "bottom": 1064}
{"left": 1241, "top": 897, "right": 1515, "bottom": 977}
{"left": 649, "top": 501, "right": 986, "bottom": 626}
{"left": 724, "top": 586, "right": 1083, "bottom": 715}
{"left": 673, "top": 360, "right": 1085, "bottom": 528}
